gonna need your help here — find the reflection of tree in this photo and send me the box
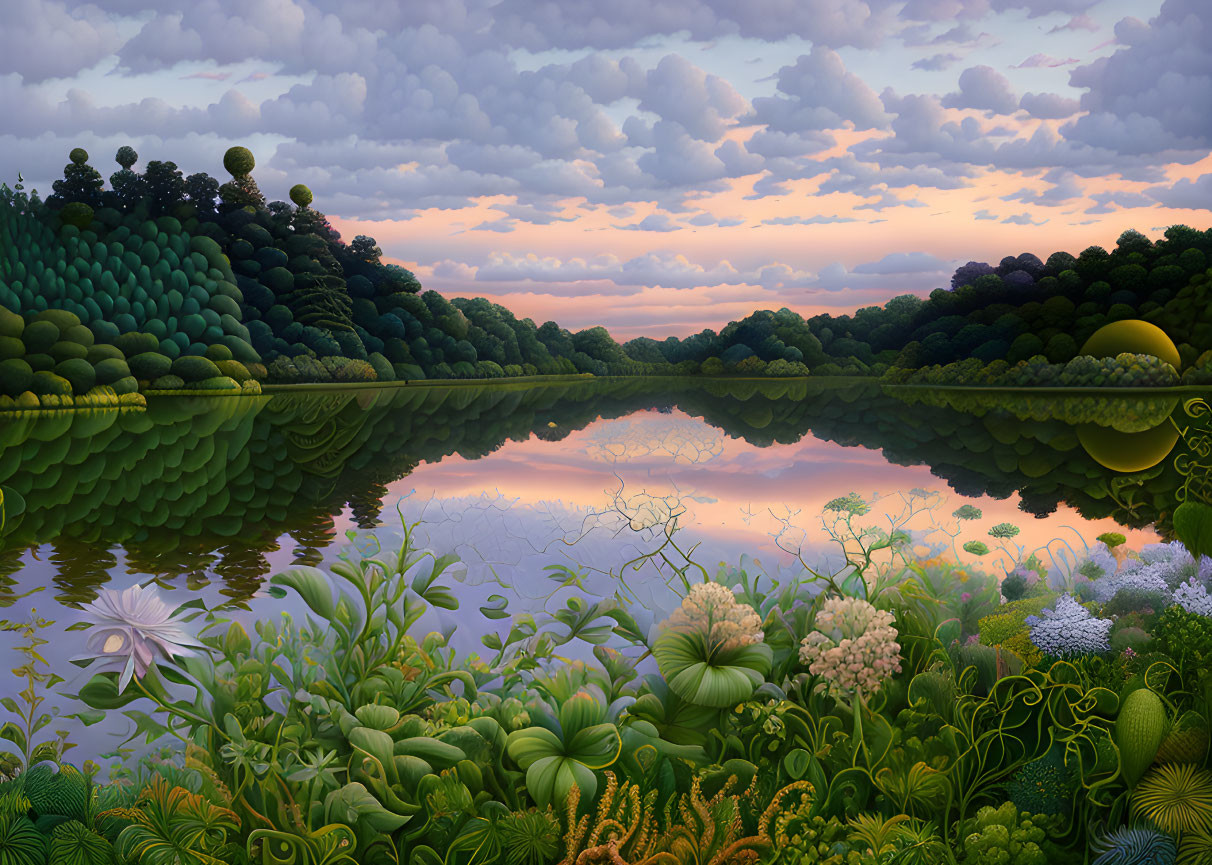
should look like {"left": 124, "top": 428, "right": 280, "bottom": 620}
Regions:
{"left": 4, "top": 376, "right": 1203, "bottom": 606}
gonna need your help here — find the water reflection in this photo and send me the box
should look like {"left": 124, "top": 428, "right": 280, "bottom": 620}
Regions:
{"left": 0, "top": 377, "right": 1204, "bottom": 605}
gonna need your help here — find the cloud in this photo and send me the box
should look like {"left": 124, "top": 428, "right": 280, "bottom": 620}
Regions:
{"left": 808, "top": 252, "right": 954, "bottom": 293}
{"left": 1013, "top": 53, "right": 1079, "bottom": 68}
{"left": 854, "top": 192, "right": 928, "bottom": 211}
{"left": 1084, "top": 190, "right": 1155, "bottom": 214}
{"left": 470, "top": 217, "right": 518, "bottom": 232}
{"left": 941, "top": 65, "right": 1019, "bottom": 114}
{"left": 180, "top": 70, "right": 232, "bottom": 81}
{"left": 485, "top": 0, "right": 900, "bottom": 51}
{"left": 912, "top": 53, "right": 963, "bottom": 71}
{"left": 974, "top": 208, "right": 997, "bottom": 219}
{"left": 1048, "top": 13, "right": 1099, "bottom": 33}
{"left": 490, "top": 201, "right": 576, "bottom": 225}
{"left": 852, "top": 251, "right": 949, "bottom": 273}
{"left": 1145, "top": 173, "right": 1212, "bottom": 209}
{"left": 746, "top": 46, "right": 890, "bottom": 134}
{"left": 638, "top": 54, "right": 747, "bottom": 141}
{"left": 617, "top": 213, "right": 684, "bottom": 232}
{"left": 1000, "top": 168, "right": 1083, "bottom": 206}
{"left": 760, "top": 214, "right": 859, "bottom": 225}
{"left": 1064, "top": 0, "right": 1212, "bottom": 156}
{"left": 1001, "top": 212, "right": 1047, "bottom": 224}
{"left": 0, "top": 1, "right": 123, "bottom": 82}
{"left": 466, "top": 250, "right": 820, "bottom": 292}
{"left": 687, "top": 212, "right": 745, "bottom": 226}
{"left": 1018, "top": 91, "right": 1080, "bottom": 119}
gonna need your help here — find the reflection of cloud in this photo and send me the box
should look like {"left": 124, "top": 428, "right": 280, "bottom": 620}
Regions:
{"left": 581, "top": 413, "right": 725, "bottom": 465}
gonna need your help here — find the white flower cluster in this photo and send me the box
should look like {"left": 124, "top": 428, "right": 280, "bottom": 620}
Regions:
{"left": 1025, "top": 594, "right": 1112, "bottom": 657}
{"left": 664, "top": 581, "right": 763, "bottom": 648}
{"left": 799, "top": 596, "right": 901, "bottom": 701}
{"left": 1174, "top": 578, "right": 1212, "bottom": 617}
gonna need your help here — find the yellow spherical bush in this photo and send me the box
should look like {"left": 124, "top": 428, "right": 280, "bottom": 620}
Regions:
{"left": 1080, "top": 319, "right": 1181, "bottom": 370}
{"left": 1076, "top": 422, "right": 1179, "bottom": 473}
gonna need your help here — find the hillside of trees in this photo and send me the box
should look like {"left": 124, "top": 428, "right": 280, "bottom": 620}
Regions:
{"left": 1, "top": 143, "right": 1210, "bottom": 405}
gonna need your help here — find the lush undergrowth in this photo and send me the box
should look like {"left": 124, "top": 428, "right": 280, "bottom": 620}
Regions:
{"left": 2, "top": 493, "right": 1212, "bottom": 864}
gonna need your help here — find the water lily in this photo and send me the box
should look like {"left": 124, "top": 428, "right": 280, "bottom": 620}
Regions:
{"left": 77, "top": 585, "right": 207, "bottom": 690}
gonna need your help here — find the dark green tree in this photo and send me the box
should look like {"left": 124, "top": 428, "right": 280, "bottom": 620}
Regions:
{"left": 48, "top": 147, "right": 104, "bottom": 208}
{"left": 143, "top": 160, "right": 186, "bottom": 215}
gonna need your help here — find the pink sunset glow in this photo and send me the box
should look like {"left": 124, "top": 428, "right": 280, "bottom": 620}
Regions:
{"left": 3, "top": 0, "right": 1207, "bottom": 339}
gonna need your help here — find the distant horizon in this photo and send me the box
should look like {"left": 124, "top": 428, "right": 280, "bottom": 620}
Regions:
{"left": 359, "top": 218, "right": 1212, "bottom": 340}
{"left": 4, "top": 0, "right": 1209, "bottom": 340}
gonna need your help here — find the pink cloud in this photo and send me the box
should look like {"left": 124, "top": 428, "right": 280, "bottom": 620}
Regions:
{"left": 1013, "top": 54, "right": 1079, "bottom": 68}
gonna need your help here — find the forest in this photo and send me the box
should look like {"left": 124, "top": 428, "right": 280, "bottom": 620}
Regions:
{"left": 0, "top": 144, "right": 1210, "bottom": 406}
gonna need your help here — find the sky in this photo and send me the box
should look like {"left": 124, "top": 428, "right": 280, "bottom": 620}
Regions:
{"left": 2, "top": 0, "right": 1210, "bottom": 338}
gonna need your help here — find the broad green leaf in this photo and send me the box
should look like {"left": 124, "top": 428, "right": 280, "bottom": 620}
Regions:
{"left": 271, "top": 567, "right": 336, "bottom": 620}
{"left": 1173, "top": 501, "right": 1212, "bottom": 558}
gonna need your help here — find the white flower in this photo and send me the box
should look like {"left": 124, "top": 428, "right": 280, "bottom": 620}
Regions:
{"left": 78, "top": 585, "right": 208, "bottom": 690}
{"left": 663, "top": 582, "right": 763, "bottom": 648}
{"left": 799, "top": 597, "right": 901, "bottom": 701}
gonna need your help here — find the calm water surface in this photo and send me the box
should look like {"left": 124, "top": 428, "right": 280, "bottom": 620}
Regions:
{"left": 1, "top": 376, "right": 1194, "bottom": 751}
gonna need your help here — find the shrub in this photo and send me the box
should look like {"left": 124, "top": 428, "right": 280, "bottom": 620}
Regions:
{"left": 53, "top": 358, "right": 95, "bottom": 394}
{"left": 171, "top": 355, "right": 221, "bottom": 383}
{"left": 127, "top": 352, "right": 172, "bottom": 380}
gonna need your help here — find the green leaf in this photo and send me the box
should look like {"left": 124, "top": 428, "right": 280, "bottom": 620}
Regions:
{"left": 271, "top": 567, "right": 336, "bottom": 620}
{"left": 479, "top": 595, "right": 510, "bottom": 620}
{"left": 223, "top": 622, "right": 251, "bottom": 657}
{"left": 121, "top": 710, "right": 172, "bottom": 745}
{"left": 0, "top": 722, "right": 27, "bottom": 753}
{"left": 1173, "top": 501, "right": 1212, "bottom": 558}
{"left": 324, "top": 782, "right": 413, "bottom": 833}
{"left": 783, "top": 748, "right": 811, "bottom": 780}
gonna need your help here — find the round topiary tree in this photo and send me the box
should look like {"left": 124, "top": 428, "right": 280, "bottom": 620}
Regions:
{"left": 1080, "top": 319, "right": 1182, "bottom": 371}
{"left": 219, "top": 147, "right": 264, "bottom": 212}
{"left": 69, "top": 148, "right": 89, "bottom": 165}
{"left": 223, "top": 146, "right": 255, "bottom": 178}
{"left": 59, "top": 202, "right": 94, "bottom": 229}
{"left": 289, "top": 184, "right": 313, "bottom": 209}
{"left": 115, "top": 146, "right": 138, "bottom": 170}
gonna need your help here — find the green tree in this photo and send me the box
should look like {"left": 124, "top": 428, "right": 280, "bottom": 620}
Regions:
{"left": 143, "top": 160, "right": 186, "bottom": 215}
{"left": 49, "top": 147, "right": 104, "bottom": 208}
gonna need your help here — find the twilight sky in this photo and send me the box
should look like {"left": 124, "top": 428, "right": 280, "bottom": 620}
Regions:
{"left": 3, "top": 0, "right": 1210, "bottom": 338}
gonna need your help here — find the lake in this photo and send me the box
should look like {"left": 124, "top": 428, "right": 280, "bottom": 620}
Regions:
{"left": 0, "top": 377, "right": 1202, "bottom": 753}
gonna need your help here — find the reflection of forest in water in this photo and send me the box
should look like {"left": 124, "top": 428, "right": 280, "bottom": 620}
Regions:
{"left": 0, "top": 376, "right": 1205, "bottom": 605}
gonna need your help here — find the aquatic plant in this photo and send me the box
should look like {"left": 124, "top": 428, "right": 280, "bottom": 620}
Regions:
{"left": 0, "top": 611, "right": 74, "bottom": 775}
{"left": 75, "top": 585, "right": 207, "bottom": 691}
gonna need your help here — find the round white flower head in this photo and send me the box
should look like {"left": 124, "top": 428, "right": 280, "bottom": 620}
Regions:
{"left": 78, "top": 584, "right": 207, "bottom": 691}
{"left": 663, "top": 581, "right": 763, "bottom": 649}
{"left": 799, "top": 596, "right": 901, "bottom": 701}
